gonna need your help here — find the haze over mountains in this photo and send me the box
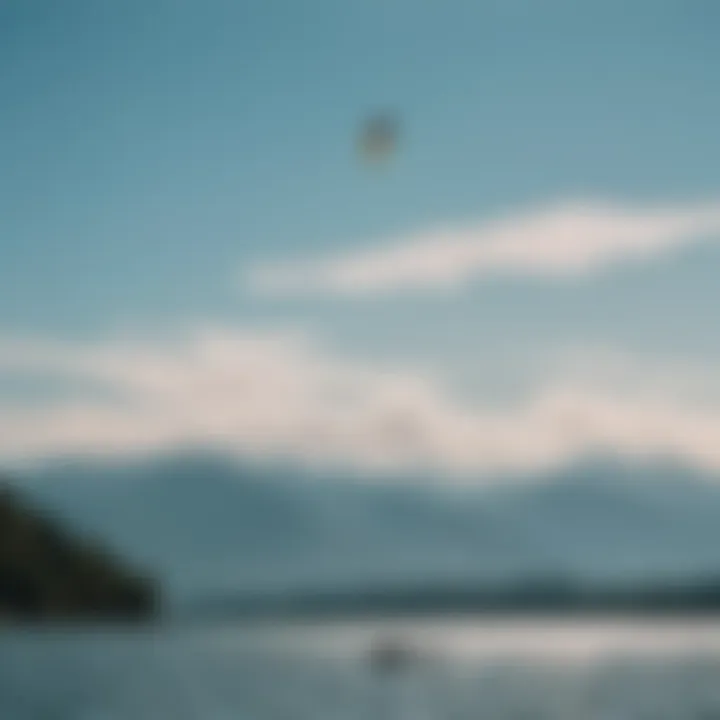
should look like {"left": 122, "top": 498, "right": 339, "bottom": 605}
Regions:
{"left": 17, "top": 452, "right": 720, "bottom": 607}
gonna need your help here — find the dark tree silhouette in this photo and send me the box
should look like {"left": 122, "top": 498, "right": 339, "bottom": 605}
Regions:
{"left": 0, "top": 478, "right": 160, "bottom": 622}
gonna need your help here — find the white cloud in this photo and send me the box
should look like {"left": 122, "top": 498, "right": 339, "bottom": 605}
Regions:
{"left": 246, "top": 198, "right": 720, "bottom": 297}
{"left": 2, "top": 329, "right": 720, "bottom": 478}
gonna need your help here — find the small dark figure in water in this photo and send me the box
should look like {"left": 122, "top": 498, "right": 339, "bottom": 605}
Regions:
{"left": 368, "top": 637, "right": 416, "bottom": 675}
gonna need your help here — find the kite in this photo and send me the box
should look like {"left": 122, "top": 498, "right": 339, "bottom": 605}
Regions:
{"left": 358, "top": 113, "right": 400, "bottom": 164}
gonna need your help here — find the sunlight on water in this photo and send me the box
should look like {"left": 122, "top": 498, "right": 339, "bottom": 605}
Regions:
{"left": 240, "top": 617, "right": 720, "bottom": 665}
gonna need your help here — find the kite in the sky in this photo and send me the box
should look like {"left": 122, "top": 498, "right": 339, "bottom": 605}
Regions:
{"left": 358, "top": 113, "right": 400, "bottom": 164}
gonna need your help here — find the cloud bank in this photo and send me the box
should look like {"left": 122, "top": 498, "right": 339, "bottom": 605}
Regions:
{"left": 2, "top": 329, "right": 720, "bottom": 478}
{"left": 246, "top": 199, "right": 720, "bottom": 297}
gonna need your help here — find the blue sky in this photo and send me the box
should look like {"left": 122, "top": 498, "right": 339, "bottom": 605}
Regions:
{"left": 2, "top": 0, "right": 720, "bottom": 475}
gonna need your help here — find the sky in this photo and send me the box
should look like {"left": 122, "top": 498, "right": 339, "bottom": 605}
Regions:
{"left": 2, "top": 0, "right": 720, "bottom": 477}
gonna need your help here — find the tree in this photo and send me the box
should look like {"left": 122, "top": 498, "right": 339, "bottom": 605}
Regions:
{"left": 0, "top": 479, "right": 160, "bottom": 622}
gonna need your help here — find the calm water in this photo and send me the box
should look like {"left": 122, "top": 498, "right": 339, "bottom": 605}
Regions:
{"left": 2, "top": 618, "right": 720, "bottom": 719}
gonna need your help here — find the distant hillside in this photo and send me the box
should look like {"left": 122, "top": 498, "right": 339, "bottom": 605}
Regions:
{"left": 188, "top": 575, "right": 720, "bottom": 622}
{"left": 21, "top": 451, "right": 720, "bottom": 608}
{"left": 0, "top": 478, "right": 160, "bottom": 622}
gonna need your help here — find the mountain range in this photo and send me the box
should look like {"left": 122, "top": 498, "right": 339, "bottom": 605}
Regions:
{"left": 15, "top": 452, "right": 720, "bottom": 608}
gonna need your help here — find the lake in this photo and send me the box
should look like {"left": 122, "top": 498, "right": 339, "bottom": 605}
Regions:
{"left": 2, "top": 618, "right": 720, "bottom": 719}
